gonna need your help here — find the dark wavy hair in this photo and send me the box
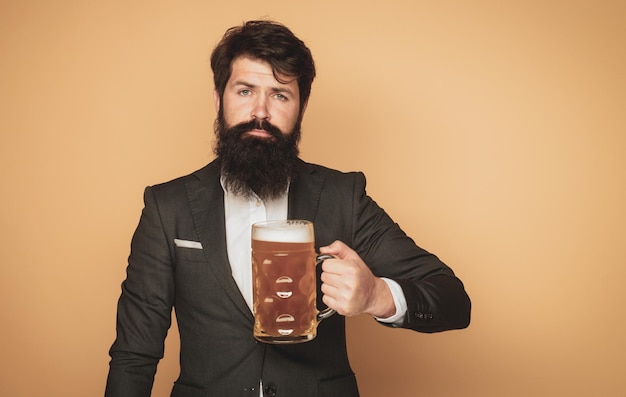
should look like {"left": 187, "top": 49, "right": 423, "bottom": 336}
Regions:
{"left": 210, "top": 20, "right": 316, "bottom": 111}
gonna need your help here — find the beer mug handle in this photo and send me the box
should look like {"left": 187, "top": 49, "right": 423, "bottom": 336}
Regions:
{"left": 315, "top": 254, "right": 337, "bottom": 321}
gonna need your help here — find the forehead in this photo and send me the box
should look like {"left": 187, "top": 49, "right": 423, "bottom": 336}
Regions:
{"left": 229, "top": 56, "right": 299, "bottom": 91}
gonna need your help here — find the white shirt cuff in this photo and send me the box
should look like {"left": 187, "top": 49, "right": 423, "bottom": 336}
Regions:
{"left": 374, "top": 278, "right": 407, "bottom": 326}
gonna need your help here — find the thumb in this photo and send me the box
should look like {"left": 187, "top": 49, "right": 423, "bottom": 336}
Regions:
{"left": 319, "top": 240, "right": 351, "bottom": 259}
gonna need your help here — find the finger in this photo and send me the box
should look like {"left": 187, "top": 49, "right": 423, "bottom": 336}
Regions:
{"left": 320, "top": 270, "right": 344, "bottom": 293}
{"left": 319, "top": 240, "right": 352, "bottom": 259}
{"left": 321, "top": 294, "right": 341, "bottom": 314}
{"left": 321, "top": 258, "right": 344, "bottom": 275}
{"left": 321, "top": 286, "right": 357, "bottom": 317}
{"left": 321, "top": 258, "right": 360, "bottom": 279}
{"left": 321, "top": 284, "right": 350, "bottom": 315}
{"left": 322, "top": 268, "right": 357, "bottom": 294}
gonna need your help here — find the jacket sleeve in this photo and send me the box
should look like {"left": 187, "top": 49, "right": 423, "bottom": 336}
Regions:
{"left": 349, "top": 172, "right": 471, "bottom": 332}
{"left": 105, "top": 186, "right": 175, "bottom": 396}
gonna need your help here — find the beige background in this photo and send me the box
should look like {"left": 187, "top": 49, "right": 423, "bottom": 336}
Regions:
{"left": 2, "top": 1, "right": 625, "bottom": 396}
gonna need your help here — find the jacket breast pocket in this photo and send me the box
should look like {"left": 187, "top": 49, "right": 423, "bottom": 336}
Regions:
{"left": 175, "top": 245, "right": 206, "bottom": 263}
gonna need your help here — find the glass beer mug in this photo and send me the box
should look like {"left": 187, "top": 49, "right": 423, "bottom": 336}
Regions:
{"left": 252, "top": 220, "right": 335, "bottom": 343}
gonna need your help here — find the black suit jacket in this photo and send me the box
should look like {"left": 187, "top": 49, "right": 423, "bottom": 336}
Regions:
{"left": 106, "top": 160, "right": 471, "bottom": 397}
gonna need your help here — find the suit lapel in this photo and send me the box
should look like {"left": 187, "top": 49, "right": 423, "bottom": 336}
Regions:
{"left": 185, "top": 162, "right": 254, "bottom": 321}
{"left": 288, "top": 160, "right": 324, "bottom": 221}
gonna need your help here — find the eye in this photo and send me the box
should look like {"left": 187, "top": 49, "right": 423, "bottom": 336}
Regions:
{"left": 238, "top": 89, "right": 252, "bottom": 96}
{"left": 274, "top": 93, "right": 288, "bottom": 101}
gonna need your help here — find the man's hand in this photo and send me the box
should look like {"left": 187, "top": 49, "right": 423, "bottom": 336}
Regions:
{"left": 319, "top": 240, "right": 396, "bottom": 318}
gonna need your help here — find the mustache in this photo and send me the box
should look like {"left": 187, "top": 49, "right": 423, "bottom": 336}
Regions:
{"left": 227, "top": 119, "right": 285, "bottom": 141}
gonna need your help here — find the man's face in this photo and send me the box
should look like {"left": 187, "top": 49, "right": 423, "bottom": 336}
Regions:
{"left": 214, "top": 56, "right": 303, "bottom": 138}
{"left": 212, "top": 56, "right": 306, "bottom": 200}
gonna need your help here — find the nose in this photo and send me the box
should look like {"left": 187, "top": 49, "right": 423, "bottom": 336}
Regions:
{"left": 251, "top": 96, "right": 270, "bottom": 121}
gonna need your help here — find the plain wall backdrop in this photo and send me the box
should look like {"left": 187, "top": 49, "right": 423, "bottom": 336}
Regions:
{"left": 1, "top": 1, "right": 625, "bottom": 396}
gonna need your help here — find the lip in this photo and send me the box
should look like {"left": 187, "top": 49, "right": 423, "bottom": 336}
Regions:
{"left": 244, "top": 130, "right": 273, "bottom": 139}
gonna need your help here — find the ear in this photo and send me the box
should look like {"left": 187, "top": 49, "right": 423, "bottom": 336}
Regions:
{"left": 213, "top": 90, "right": 221, "bottom": 113}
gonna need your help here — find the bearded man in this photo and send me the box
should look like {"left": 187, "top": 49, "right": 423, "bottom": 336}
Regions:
{"left": 106, "top": 20, "right": 471, "bottom": 397}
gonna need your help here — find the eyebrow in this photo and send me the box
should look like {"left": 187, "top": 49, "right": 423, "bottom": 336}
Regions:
{"left": 232, "top": 79, "right": 295, "bottom": 96}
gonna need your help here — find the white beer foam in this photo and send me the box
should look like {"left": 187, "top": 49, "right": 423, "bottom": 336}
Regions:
{"left": 253, "top": 221, "right": 313, "bottom": 243}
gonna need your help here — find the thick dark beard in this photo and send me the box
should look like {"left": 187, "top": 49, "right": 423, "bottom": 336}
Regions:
{"left": 213, "top": 113, "right": 301, "bottom": 201}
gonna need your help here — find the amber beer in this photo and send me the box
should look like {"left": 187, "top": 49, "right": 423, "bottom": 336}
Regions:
{"left": 252, "top": 220, "right": 334, "bottom": 343}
